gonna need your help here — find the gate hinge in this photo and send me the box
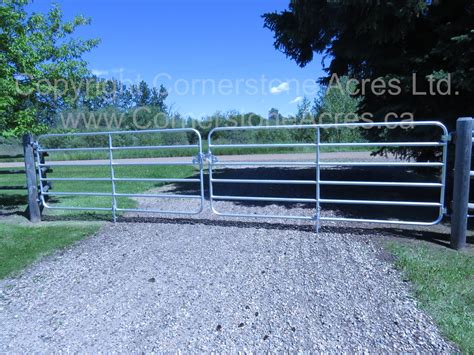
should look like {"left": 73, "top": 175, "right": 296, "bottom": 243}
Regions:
{"left": 441, "top": 133, "right": 452, "bottom": 142}
{"left": 192, "top": 153, "right": 205, "bottom": 166}
{"left": 313, "top": 206, "right": 321, "bottom": 233}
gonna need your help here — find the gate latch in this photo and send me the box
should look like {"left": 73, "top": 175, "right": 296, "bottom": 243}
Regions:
{"left": 192, "top": 153, "right": 219, "bottom": 166}
{"left": 204, "top": 152, "right": 219, "bottom": 164}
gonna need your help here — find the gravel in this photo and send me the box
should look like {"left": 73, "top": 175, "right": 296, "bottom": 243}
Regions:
{"left": 0, "top": 185, "right": 456, "bottom": 352}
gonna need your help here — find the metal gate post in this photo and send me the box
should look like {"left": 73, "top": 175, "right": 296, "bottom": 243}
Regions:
{"left": 22, "top": 133, "right": 41, "bottom": 223}
{"left": 451, "top": 117, "right": 473, "bottom": 250}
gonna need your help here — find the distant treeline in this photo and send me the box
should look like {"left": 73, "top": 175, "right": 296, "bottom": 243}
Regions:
{"left": 44, "top": 76, "right": 364, "bottom": 148}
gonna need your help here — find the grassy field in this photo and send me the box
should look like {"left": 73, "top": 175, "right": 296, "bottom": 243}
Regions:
{"left": 0, "top": 139, "right": 370, "bottom": 163}
{"left": 387, "top": 241, "right": 473, "bottom": 353}
{"left": 38, "top": 164, "right": 195, "bottom": 217}
{"left": 0, "top": 164, "right": 194, "bottom": 278}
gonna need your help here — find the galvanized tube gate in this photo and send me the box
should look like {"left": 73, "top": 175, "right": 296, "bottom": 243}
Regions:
{"left": 35, "top": 128, "right": 205, "bottom": 222}
{"left": 207, "top": 121, "right": 448, "bottom": 227}
{"left": 35, "top": 121, "right": 449, "bottom": 228}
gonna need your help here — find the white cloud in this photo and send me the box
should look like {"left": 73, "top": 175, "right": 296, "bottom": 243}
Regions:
{"left": 111, "top": 67, "right": 126, "bottom": 74}
{"left": 270, "top": 82, "right": 290, "bottom": 94}
{"left": 91, "top": 69, "right": 109, "bottom": 76}
{"left": 290, "top": 96, "right": 303, "bottom": 104}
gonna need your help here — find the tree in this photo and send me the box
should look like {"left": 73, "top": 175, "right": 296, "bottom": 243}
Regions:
{"left": 149, "top": 85, "right": 168, "bottom": 112}
{"left": 295, "top": 97, "right": 312, "bottom": 123}
{"left": 263, "top": 0, "right": 474, "bottom": 135}
{"left": 315, "top": 76, "right": 361, "bottom": 123}
{"left": 0, "top": 0, "right": 99, "bottom": 137}
{"left": 131, "top": 81, "right": 151, "bottom": 107}
{"left": 129, "top": 81, "right": 168, "bottom": 111}
{"left": 314, "top": 76, "right": 363, "bottom": 142}
{"left": 268, "top": 107, "right": 281, "bottom": 120}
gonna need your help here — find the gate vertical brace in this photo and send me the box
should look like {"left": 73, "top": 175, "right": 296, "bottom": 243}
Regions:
{"left": 315, "top": 126, "right": 321, "bottom": 232}
{"left": 23, "top": 133, "right": 41, "bottom": 223}
{"left": 108, "top": 134, "right": 117, "bottom": 223}
{"left": 207, "top": 150, "right": 216, "bottom": 214}
{"left": 197, "top": 134, "right": 205, "bottom": 213}
{"left": 439, "top": 127, "right": 449, "bottom": 221}
{"left": 451, "top": 117, "right": 473, "bottom": 250}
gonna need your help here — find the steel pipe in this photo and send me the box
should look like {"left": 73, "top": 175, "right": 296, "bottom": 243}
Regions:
{"left": 319, "top": 198, "right": 441, "bottom": 207}
{"left": 319, "top": 180, "right": 442, "bottom": 187}
{"left": 211, "top": 195, "right": 317, "bottom": 203}
{"left": 211, "top": 178, "right": 316, "bottom": 185}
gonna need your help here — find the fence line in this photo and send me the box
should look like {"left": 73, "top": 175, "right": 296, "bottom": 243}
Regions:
{"left": 11, "top": 118, "right": 473, "bottom": 250}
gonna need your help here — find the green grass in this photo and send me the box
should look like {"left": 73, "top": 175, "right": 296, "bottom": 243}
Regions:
{"left": 386, "top": 241, "right": 474, "bottom": 353}
{"left": 1, "top": 165, "right": 195, "bottom": 218}
{"left": 39, "top": 164, "right": 195, "bottom": 218}
{"left": 1, "top": 140, "right": 370, "bottom": 163}
{"left": 47, "top": 144, "right": 369, "bottom": 161}
{"left": 0, "top": 164, "right": 194, "bottom": 278}
{"left": 0, "top": 220, "right": 102, "bottom": 279}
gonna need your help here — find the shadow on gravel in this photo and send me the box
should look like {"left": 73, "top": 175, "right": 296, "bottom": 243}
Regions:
{"left": 168, "top": 166, "right": 443, "bottom": 223}
{"left": 37, "top": 165, "right": 474, "bottom": 248}
{"left": 118, "top": 215, "right": 473, "bottom": 248}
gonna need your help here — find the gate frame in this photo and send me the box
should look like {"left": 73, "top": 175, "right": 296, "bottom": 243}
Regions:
{"left": 34, "top": 128, "right": 205, "bottom": 222}
{"left": 23, "top": 121, "right": 453, "bottom": 233}
{"left": 207, "top": 121, "right": 449, "bottom": 228}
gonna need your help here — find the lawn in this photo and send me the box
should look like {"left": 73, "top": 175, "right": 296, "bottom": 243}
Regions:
{"left": 0, "top": 164, "right": 195, "bottom": 278}
{"left": 0, "top": 220, "right": 102, "bottom": 279}
{"left": 37, "top": 164, "right": 196, "bottom": 217}
{"left": 0, "top": 139, "right": 370, "bottom": 163}
{"left": 386, "top": 241, "right": 474, "bottom": 353}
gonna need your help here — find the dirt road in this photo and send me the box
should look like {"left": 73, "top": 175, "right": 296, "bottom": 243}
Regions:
{"left": 0, "top": 151, "right": 391, "bottom": 168}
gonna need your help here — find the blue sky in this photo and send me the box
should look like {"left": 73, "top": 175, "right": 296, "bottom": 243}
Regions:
{"left": 30, "top": 0, "right": 325, "bottom": 118}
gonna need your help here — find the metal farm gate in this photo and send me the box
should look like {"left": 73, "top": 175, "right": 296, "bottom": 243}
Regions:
{"left": 35, "top": 128, "right": 205, "bottom": 221}
{"left": 34, "top": 121, "right": 449, "bottom": 228}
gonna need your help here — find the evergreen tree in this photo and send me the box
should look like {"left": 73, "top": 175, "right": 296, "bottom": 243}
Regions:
{"left": 263, "top": 0, "right": 473, "bottom": 131}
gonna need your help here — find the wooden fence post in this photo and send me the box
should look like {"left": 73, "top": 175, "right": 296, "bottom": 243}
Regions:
{"left": 22, "top": 133, "right": 41, "bottom": 223}
{"left": 450, "top": 117, "right": 473, "bottom": 250}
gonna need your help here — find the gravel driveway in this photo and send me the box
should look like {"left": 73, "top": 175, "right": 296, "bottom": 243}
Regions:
{"left": 0, "top": 189, "right": 455, "bottom": 352}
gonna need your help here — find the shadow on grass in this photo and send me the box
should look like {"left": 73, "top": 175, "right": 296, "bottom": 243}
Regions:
{"left": 0, "top": 193, "right": 27, "bottom": 218}
{"left": 0, "top": 170, "right": 25, "bottom": 175}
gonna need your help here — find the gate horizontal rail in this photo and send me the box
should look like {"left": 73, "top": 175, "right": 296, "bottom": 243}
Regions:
{"left": 208, "top": 121, "right": 448, "bottom": 227}
{"left": 33, "top": 121, "right": 449, "bottom": 228}
{"left": 36, "top": 128, "right": 204, "bottom": 221}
